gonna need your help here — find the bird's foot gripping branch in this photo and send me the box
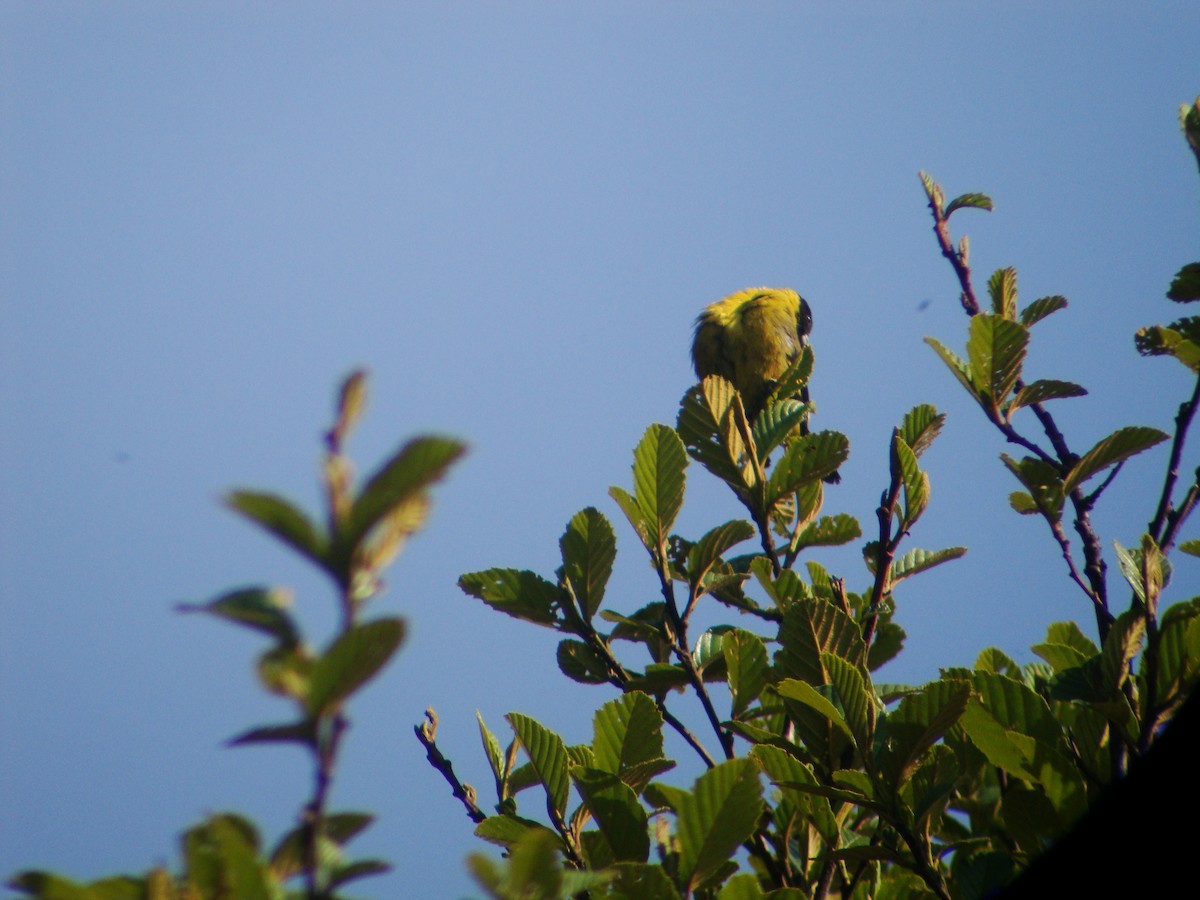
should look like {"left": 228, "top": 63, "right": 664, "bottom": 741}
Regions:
{"left": 422, "top": 100, "right": 1200, "bottom": 900}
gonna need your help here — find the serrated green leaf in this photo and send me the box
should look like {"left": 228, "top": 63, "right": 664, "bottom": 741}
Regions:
{"left": 225, "top": 491, "right": 328, "bottom": 567}
{"left": 458, "top": 568, "right": 561, "bottom": 627}
{"left": 987, "top": 267, "right": 1019, "bottom": 320}
{"left": 560, "top": 507, "right": 617, "bottom": 621}
{"left": 592, "top": 692, "right": 666, "bottom": 791}
{"left": 306, "top": 617, "right": 404, "bottom": 714}
{"left": 677, "top": 378, "right": 751, "bottom": 490}
{"left": 724, "top": 630, "right": 769, "bottom": 719}
{"left": 753, "top": 400, "right": 809, "bottom": 461}
{"left": 900, "top": 404, "right": 945, "bottom": 457}
{"left": 1009, "top": 379, "right": 1087, "bottom": 412}
{"left": 791, "top": 513, "right": 861, "bottom": 552}
{"left": 1101, "top": 609, "right": 1146, "bottom": 691}
{"left": 675, "top": 759, "right": 764, "bottom": 893}
{"left": 507, "top": 713, "right": 571, "bottom": 821}
{"left": 473, "top": 814, "right": 557, "bottom": 850}
{"left": 925, "top": 335, "right": 979, "bottom": 398}
{"left": 967, "top": 314, "right": 1028, "bottom": 412}
{"left": 1135, "top": 322, "right": 1200, "bottom": 372}
{"left": 776, "top": 677, "right": 856, "bottom": 743}
{"left": 1020, "top": 295, "right": 1069, "bottom": 327}
{"left": 975, "top": 647, "right": 1022, "bottom": 677}
{"left": 878, "top": 679, "right": 971, "bottom": 787}
{"left": 1062, "top": 426, "right": 1169, "bottom": 495}
{"left": 748, "top": 745, "right": 838, "bottom": 843}
{"left": 557, "top": 639, "right": 612, "bottom": 684}
{"left": 477, "top": 711, "right": 507, "bottom": 798}
{"left": 1168, "top": 262, "right": 1200, "bottom": 302}
{"left": 178, "top": 586, "right": 300, "bottom": 647}
{"left": 571, "top": 768, "right": 650, "bottom": 862}
{"left": 767, "top": 431, "right": 848, "bottom": 502}
{"left": 630, "top": 424, "right": 688, "bottom": 550}
{"left": 892, "top": 432, "right": 929, "bottom": 527}
{"left": 822, "top": 652, "right": 872, "bottom": 750}
{"left": 890, "top": 546, "right": 967, "bottom": 583}
{"left": 918, "top": 171, "right": 944, "bottom": 211}
{"left": 945, "top": 192, "right": 994, "bottom": 216}
{"left": 775, "top": 598, "right": 866, "bottom": 684}
{"left": 344, "top": 436, "right": 464, "bottom": 553}
{"left": 689, "top": 520, "right": 756, "bottom": 594}
{"left": 1001, "top": 454, "right": 1065, "bottom": 521}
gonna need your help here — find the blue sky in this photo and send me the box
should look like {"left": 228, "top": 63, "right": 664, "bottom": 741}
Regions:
{"left": 2, "top": 4, "right": 1198, "bottom": 898}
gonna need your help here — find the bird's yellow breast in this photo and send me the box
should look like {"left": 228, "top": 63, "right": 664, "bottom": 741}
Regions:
{"left": 691, "top": 287, "right": 809, "bottom": 417}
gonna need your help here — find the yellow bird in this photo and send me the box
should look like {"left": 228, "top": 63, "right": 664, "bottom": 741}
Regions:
{"left": 691, "top": 287, "right": 814, "bottom": 422}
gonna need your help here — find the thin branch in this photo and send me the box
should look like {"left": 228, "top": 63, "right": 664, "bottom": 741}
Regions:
{"left": 1151, "top": 374, "right": 1200, "bottom": 548}
{"left": 929, "top": 197, "right": 982, "bottom": 315}
{"left": 303, "top": 712, "right": 349, "bottom": 899}
{"left": 414, "top": 708, "right": 487, "bottom": 824}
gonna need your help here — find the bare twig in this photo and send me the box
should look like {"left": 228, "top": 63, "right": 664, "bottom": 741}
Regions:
{"left": 414, "top": 708, "right": 486, "bottom": 824}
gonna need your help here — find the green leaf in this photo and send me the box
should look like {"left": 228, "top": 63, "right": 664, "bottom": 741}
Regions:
{"left": 507, "top": 712, "right": 571, "bottom": 820}
{"left": 775, "top": 598, "right": 866, "bottom": 684}
{"left": 925, "top": 336, "right": 978, "bottom": 399}
{"left": 1019, "top": 295, "right": 1068, "bottom": 327}
{"left": 178, "top": 586, "right": 300, "bottom": 647}
{"left": 776, "top": 677, "right": 856, "bottom": 743}
{"left": 458, "top": 568, "right": 561, "bottom": 627}
{"left": 473, "top": 814, "right": 558, "bottom": 850}
{"left": 182, "top": 814, "right": 271, "bottom": 900}
{"left": 892, "top": 432, "right": 929, "bottom": 527}
{"left": 945, "top": 192, "right": 994, "bottom": 216}
{"left": 688, "top": 520, "right": 756, "bottom": 594}
{"left": 918, "top": 171, "right": 944, "bottom": 212}
{"left": 1001, "top": 454, "right": 1065, "bottom": 521}
{"left": 477, "top": 711, "right": 507, "bottom": 795}
{"left": 269, "top": 812, "right": 374, "bottom": 879}
{"left": 791, "top": 513, "right": 861, "bottom": 552}
{"left": 631, "top": 424, "right": 689, "bottom": 548}
{"left": 1179, "top": 539, "right": 1200, "bottom": 558}
{"left": 748, "top": 745, "right": 839, "bottom": 843}
{"left": 1009, "top": 379, "right": 1087, "bottom": 412}
{"left": 899, "top": 403, "right": 945, "bottom": 458}
{"left": 328, "top": 858, "right": 392, "bottom": 889}
{"left": 987, "top": 267, "right": 1019, "bottom": 319}
{"left": 600, "top": 862, "right": 683, "bottom": 900}
{"left": 557, "top": 639, "right": 612, "bottom": 684}
{"left": 677, "top": 378, "right": 752, "bottom": 490}
{"left": 767, "top": 431, "right": 849, "bottom": 502}
{"left": 967, "top": 314, "right": 1028, "bottom": 413}
{"left": 329, "top": 368, "right": 368, "bottom": 445}
{"left": 344, "top": 436, "right": 464, "bottom": 550}
{"left": 571, "top": 768, "right": 650, "bottom": 862}
{"left": 752, "top": 398, "right": 809, "bottom": 459}
{"left": 724, "top": 629, "right": 770, "bottom": 719}
{"left": 560, "top": 507, "right": 617, "bottom": 621}
{"left": 674, "top": 759, "right": 764, "bottom": 894}
{"left": 591, "top": 692, "right": 668, "bottom": 792}
{"left": 1062, "top": 426, "right": 1169, "bottom": 495}
{"left": 227, "top": 720, "right": 316, "bottom": 749}
{"left": 890, "top": 546, "right": 967, "bottom": 583}
{"left": 225, "top": 491, "right": 328, "bottom": 567}
{"left": 1168, "top": 262, "right": 1200, "bottom": 302}
{"left": 878, "top": 679, "right": 971, "bottom": 786}
{"left": 306, "top": 617, "right": 405, "bottom": 714}
{"left": 1135, "top": 321, "right": 1200, "bottom": 372}
{"left": 1101, "top": 609, "right": 1146, "bottom": 691}
{"left": 822, "top": 652, "right": 873, "bottom": 750}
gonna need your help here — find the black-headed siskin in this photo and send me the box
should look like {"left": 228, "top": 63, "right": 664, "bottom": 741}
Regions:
{"left": 691, "top": 287, "right": 814, "bottom": 421}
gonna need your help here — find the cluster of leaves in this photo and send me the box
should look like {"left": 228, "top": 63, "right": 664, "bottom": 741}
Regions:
{"left": 424, "top": 101, "right": 1200, "bottom": 900}
{"left": 9, "top": 372, "right": 465, "bottom": 900}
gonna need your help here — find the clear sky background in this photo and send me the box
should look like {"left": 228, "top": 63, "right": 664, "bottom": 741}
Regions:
{"left": 2, "top": 4, "right": 1198, "bottom": 898}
